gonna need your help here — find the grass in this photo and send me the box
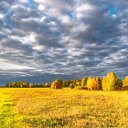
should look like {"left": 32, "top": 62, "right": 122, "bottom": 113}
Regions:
{"left": 0, "top": 90, "right": 24, "bottom": 128}
{"left": 0, "top": 88, "right": 128, "bottom": 128}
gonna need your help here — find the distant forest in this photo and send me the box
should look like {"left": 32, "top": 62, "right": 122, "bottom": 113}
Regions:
{"left": 4, "top": 72, "right": 128, "bottom": 91}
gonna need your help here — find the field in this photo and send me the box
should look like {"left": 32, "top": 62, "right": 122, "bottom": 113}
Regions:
{"left": 0, "top": 88, "right": 128, "bottom": 128}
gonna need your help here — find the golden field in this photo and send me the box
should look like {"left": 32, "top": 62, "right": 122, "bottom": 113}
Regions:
{"left": 0, "top": 88, "right": 128, "bottom": 128}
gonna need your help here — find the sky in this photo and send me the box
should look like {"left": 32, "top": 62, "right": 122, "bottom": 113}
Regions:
{"left": 0, "top": 0, "right": 128, "bottom": 84}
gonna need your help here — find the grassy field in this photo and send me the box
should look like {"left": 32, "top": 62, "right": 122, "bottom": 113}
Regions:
{"left": 0, "top": 88, "right": 128, "bottom": 128}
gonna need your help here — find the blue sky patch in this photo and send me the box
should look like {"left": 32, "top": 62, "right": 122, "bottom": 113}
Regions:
{"left": 107, "top": 4, "right": 118, "bottom": 16}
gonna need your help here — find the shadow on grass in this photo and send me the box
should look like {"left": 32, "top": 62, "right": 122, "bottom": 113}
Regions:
{"left": 24, "top": 118, "right": 64, "bottom": 127}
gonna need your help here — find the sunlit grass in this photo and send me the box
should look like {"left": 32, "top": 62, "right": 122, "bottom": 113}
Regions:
{"left": 0, "top": 90, "right": 24, "bottom": 128}
{"left": 0, "top": 88, "right": 128, "bottom": 128}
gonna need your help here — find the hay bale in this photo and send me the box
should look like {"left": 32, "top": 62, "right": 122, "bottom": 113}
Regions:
{"left": 51, "top": 79, "right": 63, "bottom": 89}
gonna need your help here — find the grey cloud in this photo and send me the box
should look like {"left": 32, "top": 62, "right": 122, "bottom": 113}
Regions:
{"left": 0, "top": 0, "right": 128, "bottom": 84}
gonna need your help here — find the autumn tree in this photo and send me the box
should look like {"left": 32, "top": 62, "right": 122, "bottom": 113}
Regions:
{"left": 122, "top": 76, "right": 128, "bottom": 90}
{"left": 87, "top": 77, "right": 100, "bottom": 90}
{"left": 75, "top": 80, "right": 81, "bottom": 86}
{"left": 102, "top": 72, "right": 116, "bottom": 91}
{"left": 69, "top": 80, "right": 80, "bottom": 89}
{"left": 102, "top": 76, "right": 107, "bottom": 91}
{"left": 5, "top": 81, "right": 33, "bottom": 88}
{"left": 81, "top": 77, "right": 88, "bottom": 86}
{"left": 95, "top": 77, "right": 102, "bottom": 90}
{"left": 63, "top": 80, "right": 71, "bottom": 87}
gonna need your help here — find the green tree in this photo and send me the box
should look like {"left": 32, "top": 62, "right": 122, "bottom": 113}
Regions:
{"left": 115, "top": 78, "right": 122, "bottom": 90}
{"left": 81, "top": 77, "right": 87, "bottom": 86}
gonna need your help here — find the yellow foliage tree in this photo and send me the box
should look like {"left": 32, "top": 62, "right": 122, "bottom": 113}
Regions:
{"left": 87, "top": 77, "right": 100, "bottom": 90}
{"left": 102, "top": 76, "right": 107, "bottom": 91}
{"left": 122, "top": 76, "right": 128, "bottom": 90}
{"left": 102, "top": 72, "right": 116, "bottom": 91}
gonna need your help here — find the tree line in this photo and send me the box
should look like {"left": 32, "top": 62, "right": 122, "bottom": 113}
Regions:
{"left": 5, "top": 71, "right": 128, "bottom": 91}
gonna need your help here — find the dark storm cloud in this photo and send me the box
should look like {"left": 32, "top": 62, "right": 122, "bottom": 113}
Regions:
{"left": 0, "top": 0, "right": 128, "bottom": 84}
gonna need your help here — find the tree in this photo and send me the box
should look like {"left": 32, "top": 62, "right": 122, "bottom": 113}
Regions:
{"left": 95, "top": 77, "right": 102, "bottom": 90}
{"left": 102, "top": 76, "right": 107, "bottom": 91}
{"left": 107, "top": 72, "right": 116, "bottom": 91}
{"left": 5, "top": 81, "right": 33, "bottom": 88}
{"left": 81, "top": 77, "right": 87, "bottom": 86}
{"left": 122, "top": 76, "right": 128, "bottom": 90}
{"left": 102, "top": 72, "right": 116, "bottom": 91}
{"left": 115, "top": 78, "right": 122, "bottom": 90}
{"left": 63, "top": 80, "right": 70, "bottom": 87}
{"left": 87, "top": 77, "right": 99, "bottom": 90}
{"left": 69, "top": 80, "right": 78, "bottom": 89}
{"left": 75, "top": 79, "right": 81, "bottom": 86}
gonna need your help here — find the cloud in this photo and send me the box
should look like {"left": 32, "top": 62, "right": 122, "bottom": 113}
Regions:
{"left": 0, "top": 58, "right": 33, "bottom": 70}
{"left": 0, "top": 0, "right": 128, "bottom": 84}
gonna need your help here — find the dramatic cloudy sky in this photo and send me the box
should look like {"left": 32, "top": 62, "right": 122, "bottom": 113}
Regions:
{"left": 0, "top": 0, "right": 128, "bottom": 84}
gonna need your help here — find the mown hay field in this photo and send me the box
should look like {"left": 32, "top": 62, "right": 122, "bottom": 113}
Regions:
{"left": 0, "top": 88, "right": 128, "bottom": 128}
